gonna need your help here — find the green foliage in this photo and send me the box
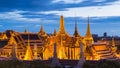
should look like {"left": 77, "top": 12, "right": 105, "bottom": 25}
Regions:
{"left": 0, "top": 60, "right": 51, "bottom": 68}
{"left": 83, "top": 60, "right": 120, "bottom": 68}
{"left": 98, "top": 60, "right": 120, "bottom": 68}
{"left": 83, "top": 62, "right": 97, "bottom": 68}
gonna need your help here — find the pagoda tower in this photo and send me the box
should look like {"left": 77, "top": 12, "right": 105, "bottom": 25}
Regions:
{"left": 39, "top": 25, "right": 47, "bottom": 36}
{"left": 58, "top": 15, "right": 65, "bottom": 34}
{"left": 57, "top": 15, "right": 69, "bottom": 36}
{"left": 53, "top": 29, "right": 57, "bottom": 36}
{"left": 39, "top": 25, "right": 44, "bottom": 33}
{"left": 85, "top": 17, "right": 91, "bottom": 37}
{"left": 73, "top": 19, "right": 81, "bottom": 37}
{"left": 84, "top": 17, "right": 94, "bottom": 45}
{"left": 24, "top": 34, "right": 33, "bottom": 60}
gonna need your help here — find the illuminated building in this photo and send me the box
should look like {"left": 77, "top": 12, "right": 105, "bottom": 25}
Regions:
{"left": 0, "top": 15, "right": 118, "bottom": 60}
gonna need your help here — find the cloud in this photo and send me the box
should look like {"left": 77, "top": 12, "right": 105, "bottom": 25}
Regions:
{"left": 41, "top": 0, "right": 120, "bottom": 17}
{"left": 52, "top": 0, "right": 107, "bottom": 4}
{"left": 52, "top": 0, "right": 84, "bottom": 4}
{"left": 93, "top": 0, "right": 106, "bottom": 2}
{"left": 0, "top": 10, "right": 57, "bottom": 23}
{"left": 91, "top": 17, "right": 109, "bottom": 20}
{"left": 0, "top": 10, "right": 42, "bottom": 22}
{"left": 0, "top": 10, "right": 41, "bottom": 22}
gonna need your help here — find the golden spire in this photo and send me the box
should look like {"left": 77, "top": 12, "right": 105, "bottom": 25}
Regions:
{"left": 39, "top": 25, "right": 44, "bottom": 33}
{"left": 53, "top": 28, "right": 57, "bottom": 36}
{"left": 73, "top": 17, "right": 80, "bottom": 37}
{"left": 24, "top": 33, "right": 33, "bottom": 60}
{"left": 8, "top": 32, "right": 15, "bottom": 44}
{"left": 2, "top": 33, "right": 7, "bottom": 39}
{"left": 58, "top": 15, "right": 66, "bottom": 34}
{"left": 85, "top": 16, "right": 92, "bottom": 37}
{"left": 112, "top": 36, "right": 115, "bottom": 47}
{"left": 39, "top": 25, "right": 47, "bottom": 35}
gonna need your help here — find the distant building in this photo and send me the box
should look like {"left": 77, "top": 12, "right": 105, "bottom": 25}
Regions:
{"left": 103, "top": 32, "right": 107, "bottom": 37}
{"left": 92, "top": 34, "right": 98, "bottom": 42}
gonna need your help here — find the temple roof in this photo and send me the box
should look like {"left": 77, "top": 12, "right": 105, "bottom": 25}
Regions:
{"left": 21, "top": 34, "right": 39, "bottom": 40}
{"left": 12, "top": 33, "right": 47, "bottom": 47}
{"left": 0, "top": 40, "right": 8, "bottom": 48}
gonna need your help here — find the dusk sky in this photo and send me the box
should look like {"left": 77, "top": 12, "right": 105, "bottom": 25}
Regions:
{"left": 0, "top": 0, "right": 120, "bottom": 36}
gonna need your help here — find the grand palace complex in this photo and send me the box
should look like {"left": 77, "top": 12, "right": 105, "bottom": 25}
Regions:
{"left": 0, "top": 15, "right": 119, "bottom": 61}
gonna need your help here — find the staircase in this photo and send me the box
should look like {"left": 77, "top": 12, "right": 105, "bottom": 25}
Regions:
{"left": 96, "top": 49, "right": 115, "bottom": 59}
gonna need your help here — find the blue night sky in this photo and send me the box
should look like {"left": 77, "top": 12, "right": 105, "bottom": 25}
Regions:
{"left": 0, "top": 0, "right": 120, "bottom": 36}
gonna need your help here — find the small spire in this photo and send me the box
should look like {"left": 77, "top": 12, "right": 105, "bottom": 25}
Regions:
{"left": 8, "top": 32, "right": 15, "bottom": 45}
{"left": 40, "top": 25, "right": 44, "bottom": 33}
{"left": 53, "top": 28, "right": 57, "bottom": 36}
{"left": 24, "top": 34, "right": 33, "bottom": 60}
{"left": 25, "top": 27, "right": 28, "bottom": 33}
{"left": 75, "top": 17, "right": 78, "bottom": 32}
{"left": 2, "top": 33, "right": 7, "bottom": 39}
{"left": 85, "top": 16, "right": 92, "bottom": 37}
{"left": 39, "top": 25, "right": 47, "bottom": 36}
{"left": 73, "top": 17, "right": 81, "bottom": 37}
{"left": 112, "top": 36, "right": 115, "bottom": 47}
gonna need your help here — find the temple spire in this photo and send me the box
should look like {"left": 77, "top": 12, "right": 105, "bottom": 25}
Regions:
{"left": 85, "top": 16, "right": 92, "bottom": 37}
{"left": 24, "top": 34, "right": 33, "bottom": 60}
{"left": 75, "top": 20, "right": 78, "bottom": 32}
{"left": 73, "top": 17, "right": 80, "bottom": 37}
{"left": 58, "top": 15, "right": 66, "bottom": 34}
{"left": 25, "top": 28, "right": 28, "bottom": 33}
{"left": 112, "top": 36, "right": 115, "bottom": 47}
{"left": 53, "top": 28, "right": 57, "bottom": 36}
{"left": 39, "top": 25, "right": 47, "bottom": 36}
{"left": 84, "top": 17, "right": 94, "bottom": 45}
{"left": 39, "top": 25, "right": 44, "bottom": 33}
